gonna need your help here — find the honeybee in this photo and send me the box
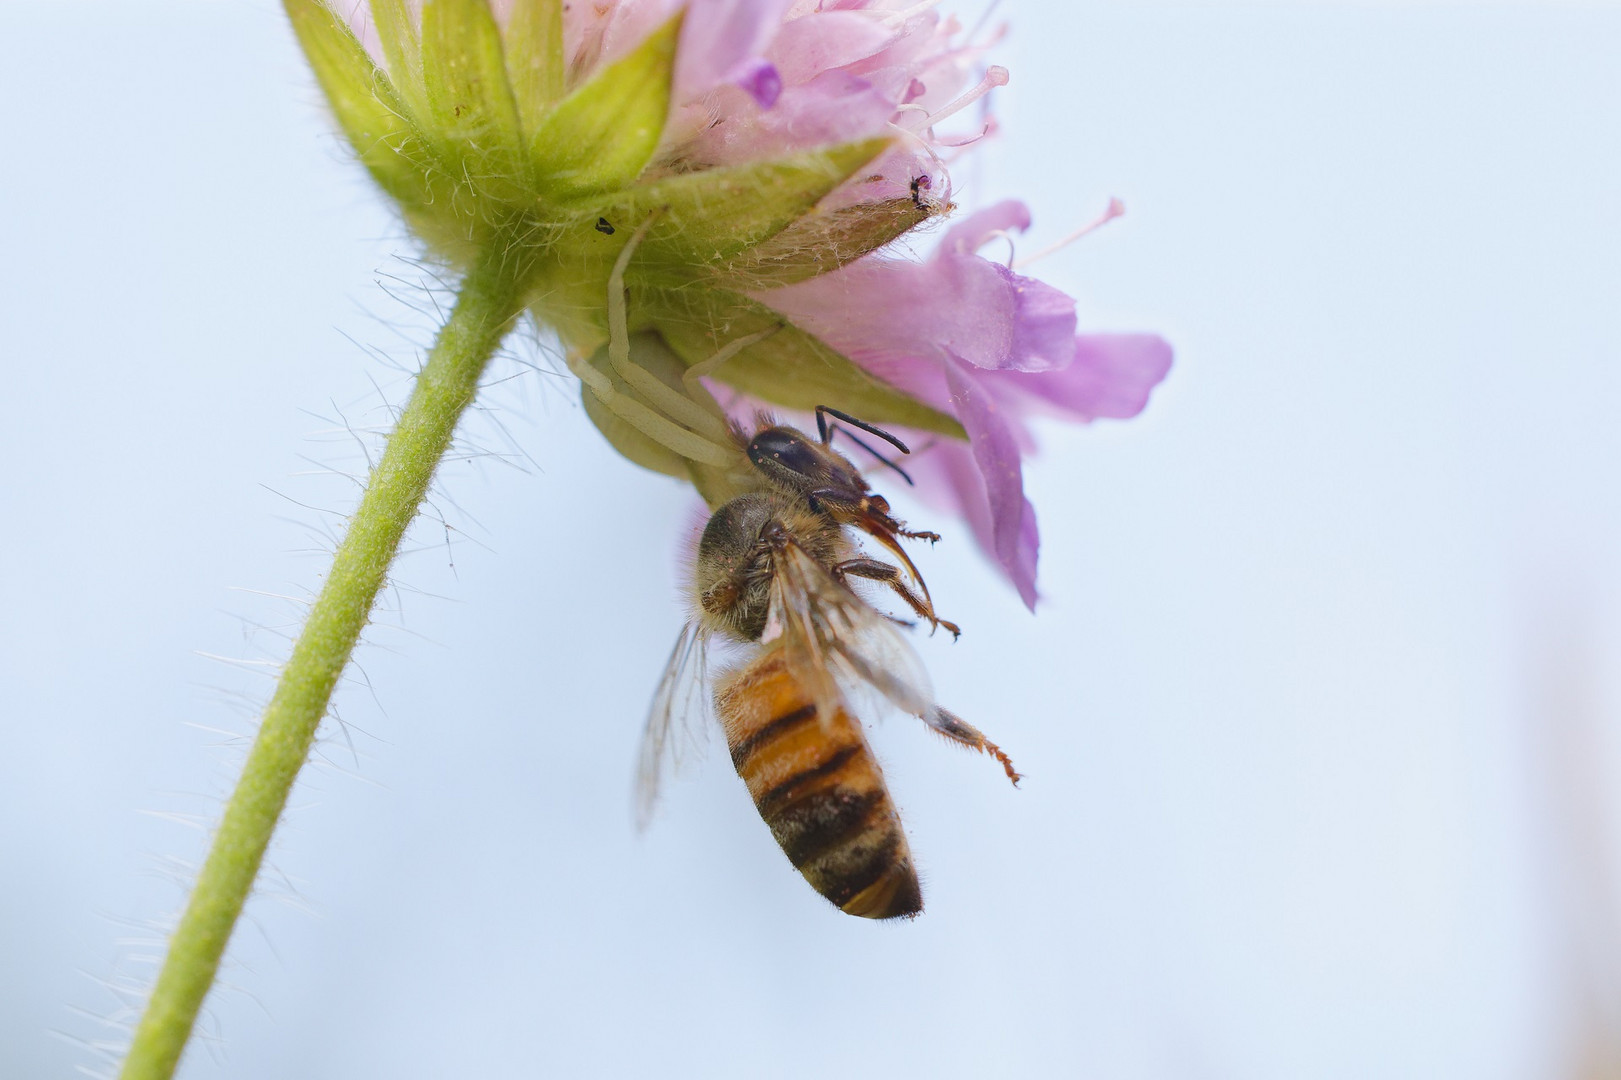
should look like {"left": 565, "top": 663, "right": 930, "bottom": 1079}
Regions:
{"left": 638, "top": 408, "right": 1019, "bottom": 920}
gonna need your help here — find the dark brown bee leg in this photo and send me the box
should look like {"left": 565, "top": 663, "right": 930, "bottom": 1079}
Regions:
{"left": 820, "top": 501, "right": 938, "bottom": 600}
{"left": 811, "top": 489, "right": 940, "bottom": 544}
{"left": 926, "top": 707, "right": 1022, "bottom": 786}
{"left": 832, "top": 557, "right": 961, "bottom": 639}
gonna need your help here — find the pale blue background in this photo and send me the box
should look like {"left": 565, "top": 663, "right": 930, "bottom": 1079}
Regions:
{"left": 2, "top": 2, "right": 1619, "bottom": 1077}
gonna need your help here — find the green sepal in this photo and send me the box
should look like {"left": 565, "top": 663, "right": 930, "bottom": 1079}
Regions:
{"left": 529, "top": 139, "right": 902, "bottom": 370}
{"left": 419, "top": 0, "right": 528, "bottom": 204}
{"left": 504, "top": 0, "right": 566, "bottom": 132}
{"left": 530, "top": 14, "right": 681, "bottom": 200}
{"left": 650, "top": 290, "right": 967, "bottom": 440}
{"left": 580, "top": 137, "right": 893, "bottom": 278}
{"left": 369, "top": 0, "right": 427, "bottom": 118}
{"left": 283, "top": 0, "right": 439, "bottom": 215}
{"left": 715, "top": 197, "right": 930, "bottom": 288}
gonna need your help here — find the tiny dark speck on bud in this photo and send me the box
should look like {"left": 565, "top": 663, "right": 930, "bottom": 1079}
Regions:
{"left": 595, "top": 217, "right": 616, "bottom": 235}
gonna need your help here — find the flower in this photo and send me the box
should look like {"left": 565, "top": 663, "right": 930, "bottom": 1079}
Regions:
{"left": 285, "top": 0, "right": 1170, "bottom": 604}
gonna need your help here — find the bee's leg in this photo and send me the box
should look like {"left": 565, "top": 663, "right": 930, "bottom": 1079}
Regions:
{"left": 863, "top": 496, "right": 940, "bottom": 544}
{"left": 832, "top": 557, "right": 961, "bottom": 639}
{"left": 830, "top": 526, "right": 938, "bottom": 611}
{"left": 924, "top": 706, "right": 1022, "bottom": 786}
{"left": 825, "top": 494, "right": 941, "bottom": 545}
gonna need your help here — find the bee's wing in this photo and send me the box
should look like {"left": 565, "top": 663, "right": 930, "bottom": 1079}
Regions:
{"left": 634, "top": 621, "right": 712, "bottom": 832}
{"left": 769, "top": 541, "right": 934, "bottom": 723}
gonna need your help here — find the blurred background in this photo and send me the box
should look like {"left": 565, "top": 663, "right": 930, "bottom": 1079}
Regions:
{"left": 3, "top": 1, "right": 1619, "bottom": 1076}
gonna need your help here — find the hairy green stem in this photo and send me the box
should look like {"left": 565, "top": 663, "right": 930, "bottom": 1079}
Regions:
{"left": 120, "top": 252, "right": 526, "bottom": 1080}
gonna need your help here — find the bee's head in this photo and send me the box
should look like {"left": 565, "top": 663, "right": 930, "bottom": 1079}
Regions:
{"left": 747, "top": 425, "right": 867, "bottom": 504}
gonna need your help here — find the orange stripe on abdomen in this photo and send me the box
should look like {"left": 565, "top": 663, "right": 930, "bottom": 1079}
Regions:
{"left": 716, "top": 649, "right": 922, "bottom": 920}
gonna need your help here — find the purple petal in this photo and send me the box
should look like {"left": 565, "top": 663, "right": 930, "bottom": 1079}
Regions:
{"left": 767, "top": 10, "right": 897, "bottom": 85}
{"left": 686, "top": 68, "right": 892, "bottom": 164}
{"left": 988, "top": 333, "right": 1173, "bottom": 420}
{"left": 755, "top": 245, "right": 1075, "bottom": 373}
{"left": 570, "top": 1, "right": 681, "bottom": 76}
{"left": 1008, "top": 490, "right": 1040, "bottom": 610}
{"left": 908, "top": 437, "right": 1041, "bottom": 611}
{"left": 936, "top": 201, "right": 1079, "bottom": 371}
{"left": 943, "top": 353, "right": 1038, "bottom": 606}
{"left": 676, "top": 0, "right": 795, "bottom": 102}
{"left": 842, "top": 7, "right": 950, "bottom": 88}
{"left": 756, "top": 256, "right": 1012, "bottom": 367}
{"left": 1005, "top": 272, "right": 1078, "bottom": 373}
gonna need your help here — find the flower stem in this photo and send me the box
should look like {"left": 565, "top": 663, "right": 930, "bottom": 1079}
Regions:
{"left": 119, "top": 251, "right": 526, "bottom": 1080}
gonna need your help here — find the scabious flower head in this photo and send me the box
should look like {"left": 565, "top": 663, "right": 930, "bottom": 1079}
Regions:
{"left": 286, "top": 0, "right": 1170, "bottom": 605}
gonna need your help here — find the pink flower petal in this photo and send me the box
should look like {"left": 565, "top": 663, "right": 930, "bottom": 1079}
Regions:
{"left": 1003, "top": 272, "right": 1078, "bottom": 373}
{"left": 676, "top": 0, "right": 795, "bottom": 101}
{"left": 755, "top": 237, "right": 1075, "bottom": 373}
{"left": 987, "top": 333, "right": 1173, "bottom": 420}
{"left": 685, "top": 68, "right": 894, "bottom": 163}
{"left": 908, "top": 434, "right": 1041, "bottom": 611}
{"left": 943, "top": 353, "right": 1037, "bottom": 606}
{"left": 755, "top": 257, "right": 999, "bottom": 366}
{"left": 767, "top": 10, "right": 897, "bottom": 86}
{"left": 844, "top": 9, "right": 954, "bottom": 89}
{"left": 567, "top": 0, "right": 678, "bottom": 77}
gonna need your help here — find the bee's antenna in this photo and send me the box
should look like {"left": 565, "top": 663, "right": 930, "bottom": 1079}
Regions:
{"left": 815, "top": 405, "right": 911, "bottom": 455}
{"left": 830, "top": 428, "right": 915, "bottom": 487}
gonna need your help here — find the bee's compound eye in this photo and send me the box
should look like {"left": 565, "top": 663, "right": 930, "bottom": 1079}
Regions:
{"left": 747, "top": 428, "right": 824, "bottom": 489}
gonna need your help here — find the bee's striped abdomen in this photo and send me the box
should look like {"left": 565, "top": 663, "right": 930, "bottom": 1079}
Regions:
{"left": 717, "top": 650, "right": 922, "bottom": 920}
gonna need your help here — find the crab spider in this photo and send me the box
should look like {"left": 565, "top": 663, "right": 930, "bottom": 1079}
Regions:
{"left": 568, "top": 214, "right": 777, "bottom": 468}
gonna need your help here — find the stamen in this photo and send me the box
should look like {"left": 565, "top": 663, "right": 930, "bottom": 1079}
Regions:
{"left": 925, "top": 65, "right": 1008, "bottom": 129}
{"left": 933, "top": 120, "right": 993, "bottom": 148}
{"left": 1013, "top": 197, "right": 1125, "bottom": 270}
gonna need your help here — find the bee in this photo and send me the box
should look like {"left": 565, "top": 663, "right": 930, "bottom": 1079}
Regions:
{"left": 638, "top": 408, "right": 1019, "bottom": 919}
{"left": 745, "top": 406, "right": 959, "bottom": 639}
